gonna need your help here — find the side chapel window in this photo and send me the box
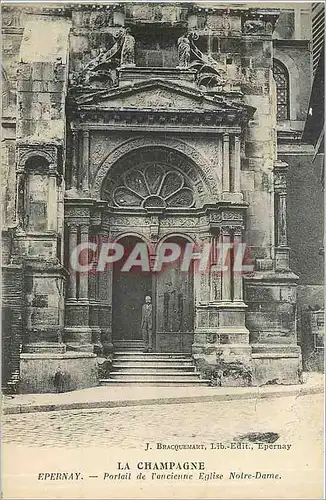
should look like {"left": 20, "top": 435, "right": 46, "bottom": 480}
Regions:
{"left": 273, "top": 60, "right": 290, "bottom": 121}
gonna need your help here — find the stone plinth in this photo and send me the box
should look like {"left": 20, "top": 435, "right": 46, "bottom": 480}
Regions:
{"left": 19, "top": 352, "right": 98, "bottom": 393}
{"left": 252, "top": 351, "right": 302, "bottom": 385}
{"left": 193, "top": 302, "right": 253, "bottom": 386}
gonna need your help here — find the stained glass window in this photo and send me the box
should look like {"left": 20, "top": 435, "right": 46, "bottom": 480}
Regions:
{"left": 273, "top": 60, "right": 290, "bottom": 121}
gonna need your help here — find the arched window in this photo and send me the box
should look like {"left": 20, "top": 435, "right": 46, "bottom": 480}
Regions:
{"left": 273, "top": 60, "right": 290, "bottom": 121}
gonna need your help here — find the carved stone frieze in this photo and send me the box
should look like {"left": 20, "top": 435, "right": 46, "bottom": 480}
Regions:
{"left": 69, "top": 79, "right": 255, "bottom": 125}
{"left": 160, "top": 217, "right": 199, "bottom": 228}
{"left": 209, "top": 213, "right": 222, "bottom": 223}
{"left": 109, "top": 216, "right": 151, "bottom": 227}
{"left": 221, "top": 211, "right": 244, "bottom": 221}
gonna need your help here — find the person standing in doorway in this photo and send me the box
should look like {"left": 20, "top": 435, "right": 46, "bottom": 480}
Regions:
{"left": 141, "top": 295, "right": 153, "bottom": 353}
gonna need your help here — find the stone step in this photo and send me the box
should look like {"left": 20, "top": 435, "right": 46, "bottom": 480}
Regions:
{"left": 108, "top": 372, "right": 201, "bottom": 380}
{"left": 112, "top": 362, "right": 194, "bottom": 369}
{"left": 114, "top": 353, "right": 191, "bottom": 359}
{"left": 111, "top": 368, "right": 197, "bottom": 375}
{"left": 100, "top": 378, "right": 209, "bottom": 386}
{"left": 113, "top": 341, "right": 145, "bottom": 351}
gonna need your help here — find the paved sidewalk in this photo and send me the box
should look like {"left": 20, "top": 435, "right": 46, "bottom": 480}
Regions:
{"left": 2, "top": 372, "right": 324, "bottom": 415}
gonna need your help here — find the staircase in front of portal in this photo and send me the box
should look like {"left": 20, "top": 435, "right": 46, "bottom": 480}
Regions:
{"left": 100, "top": 341, "right": 209, "bottom": 386}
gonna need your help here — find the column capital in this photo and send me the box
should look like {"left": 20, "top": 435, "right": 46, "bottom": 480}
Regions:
{"left": 233, "top": 225, "right": 243, "bottom": 236}
{"left": 220, "top": 225, "right": 232, "bottom": 236}
{"left": 274, "top": 160, "right": 289, "bottom": 194}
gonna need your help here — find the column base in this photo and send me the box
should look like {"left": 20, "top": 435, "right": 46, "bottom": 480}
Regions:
{"left": 193, "top": 343, "right": 253, "bottom": 387}
{"left": 19, "top": 351, "right": 98, "bottom": 393}
{"left": 64, "top": 326, "right": 94, "bottom": 352}
{"left": 275, "top": 246, "right": 290, "bottom": 271}
{"left": 90, "top": 326, "right": 103, "bottom": 355}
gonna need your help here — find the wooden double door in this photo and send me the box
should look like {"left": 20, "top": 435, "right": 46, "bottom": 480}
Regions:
{"left": 112, "top": 236, "right": 194, "bottom": 353}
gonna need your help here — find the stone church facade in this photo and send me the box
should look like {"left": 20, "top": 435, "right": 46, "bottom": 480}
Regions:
{"left": 2, "top": 3, "right": 323, "bottom": 393}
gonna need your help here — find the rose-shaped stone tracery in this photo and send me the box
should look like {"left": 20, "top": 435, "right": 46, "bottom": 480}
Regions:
{"left": 113, "top": 163, "right": 195, "bottom": 209}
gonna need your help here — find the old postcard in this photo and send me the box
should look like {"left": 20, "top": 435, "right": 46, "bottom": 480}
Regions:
{"left": 1, "top": 1, "right": 324, "bottom": 499}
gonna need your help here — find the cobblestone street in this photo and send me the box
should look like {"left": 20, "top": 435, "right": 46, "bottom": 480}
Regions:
{"left": 3, "top": 393, "right": 323, "bottom": 450}
{"left": 2, "top": 393, "right": 323, "bottom": 499}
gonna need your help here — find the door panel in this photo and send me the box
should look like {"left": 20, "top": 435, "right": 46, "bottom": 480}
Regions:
{"left": 156, "top": 238, "right": 194, "bottom": 352}
{"left": 112, "top": 237, "right": 151, "bottom": 341}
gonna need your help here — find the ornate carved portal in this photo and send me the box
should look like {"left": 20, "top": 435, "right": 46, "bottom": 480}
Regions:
{"left": 65, "top": 145, "right": 249, "bottom": 357}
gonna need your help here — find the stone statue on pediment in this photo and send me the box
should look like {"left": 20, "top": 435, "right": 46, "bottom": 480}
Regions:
{"left": 120, "top": 28, "right": 136, "bottom": 68}
{"left": 70, "top": 28, "right": 136, "bottom": 87}
{"left": 177, "top": 34, "right": 191, "bottom": 69}
{"left": 185, "top": 32, "right": 228, "bottom": 89}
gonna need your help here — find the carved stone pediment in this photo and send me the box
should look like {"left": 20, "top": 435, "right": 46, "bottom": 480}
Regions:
{"left": 69, "top": 79, "right": 252, "bottom": 113}
{"left": 69, "top": 79, "right": 255, "bottom": 125}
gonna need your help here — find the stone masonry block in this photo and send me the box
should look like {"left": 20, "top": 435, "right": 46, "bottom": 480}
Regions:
{"left": 245, "top": 140, "right": 273, "bottom": 159}
{"left": 240, "top": 171, "right": 255, "bottom": 191}
{"left": 244, "top": 95, "right": 270, "bottom": 115}
{"left": 17, "top": 63, "right": 33, "bottom": 80}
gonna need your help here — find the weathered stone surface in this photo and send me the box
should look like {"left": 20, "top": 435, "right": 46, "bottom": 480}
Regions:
{"left": 1, "top": 4, "right": 321, "bottom": 392}
{"left": 19, "top": 352, "right": 98, "bottom": 393}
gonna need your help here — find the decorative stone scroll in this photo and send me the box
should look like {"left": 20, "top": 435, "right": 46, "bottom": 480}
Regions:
{"left": 70, "top": 28, "right": 135, "bottom": 87}
{"left": 180, "top": 31, "right": 228, "bottom": 89}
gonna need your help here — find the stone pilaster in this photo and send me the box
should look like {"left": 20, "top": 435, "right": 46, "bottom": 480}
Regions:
{"left": 193, "top": 208, "right": 252, "bottom": 387}
{"left": 97, "top": 227, "right": 114, "bottom": 355}
{"left": 64, "top": 200, "right": 94, "bottom": 352}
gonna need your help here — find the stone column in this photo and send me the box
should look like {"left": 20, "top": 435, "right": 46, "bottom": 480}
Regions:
{"left": 79, "top": 224, "right": 89, "bottom": 301}
{"left": 71, "top": 130, "right": 78, "bottom": 191}
{"left": 221, "top": 226, "right": 232, "bottom": 302}
{"left": 234, "top": 135, "right": 241, "bottom": 193}
{"left": 233, "top": 226, "right": 244, "bottom": 302}
{"left": 82, "top": 131, "right": 90, "bottom": 194}
{"left": 274, "top": 160, "right": 290, "bottom": 270}
{"left": 97, "top": 227, "right": 114, "bottom": 354}
{"left": 68, "top": 224, "right": 78, "bottom": 301}
{"left": 64, "top": 219, "right": 93, "bottom": 352}
{"left": 16, "top": 171, "right": 26, "bottom": 231}
{"left": 88, "top": 232, "right": 102, "bottom": 354}
{"left": 193, "top": 216, "right": 251, "bottom": 386}
{"left": 210, "top": 233, "right": 222, "bottom": 302}
{"left": 222, "top": 133, "right": 230, "bottom": 193}
{"left": 48, "top": 167, "right": 57, "bottom": 231}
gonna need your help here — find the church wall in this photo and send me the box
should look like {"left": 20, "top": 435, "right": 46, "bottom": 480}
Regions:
{"left": 1, "top": 3, "right": 321, "bottom": 391}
